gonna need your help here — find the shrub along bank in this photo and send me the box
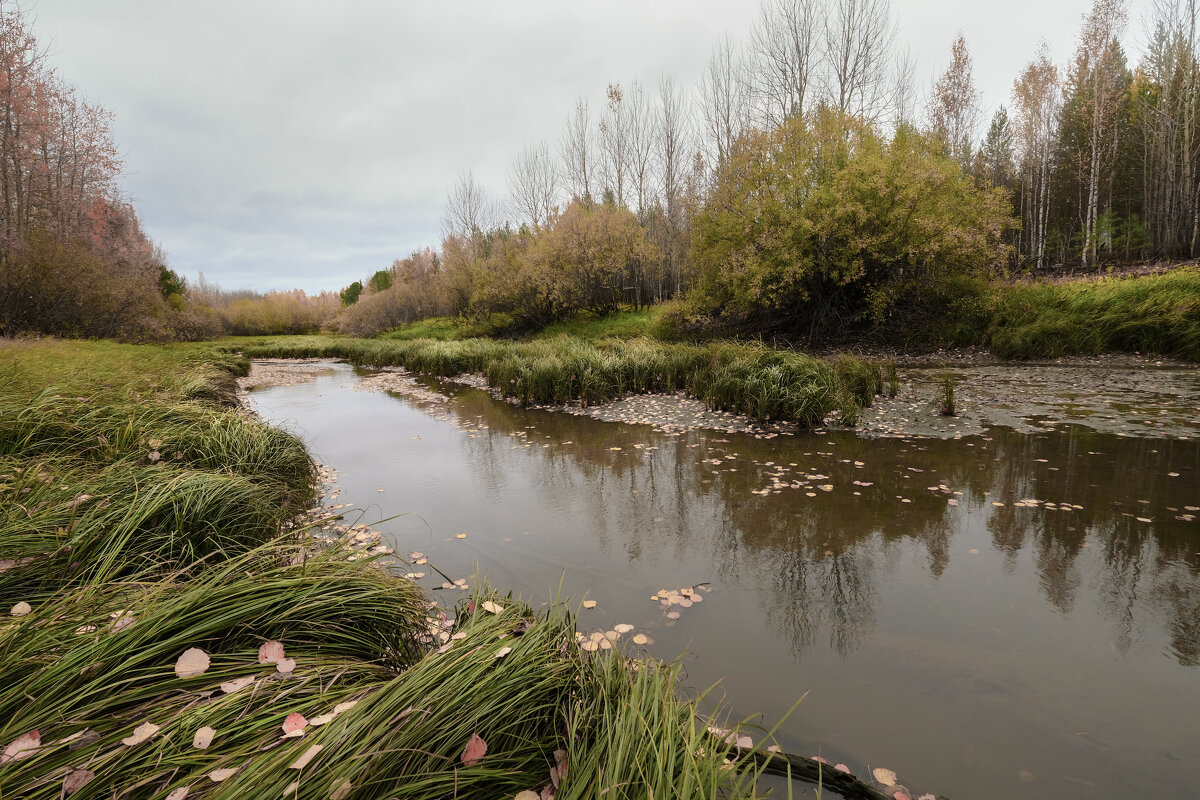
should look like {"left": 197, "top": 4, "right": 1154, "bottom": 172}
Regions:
{"left": 0, "top": 339, "right": 782, "bottom": 799}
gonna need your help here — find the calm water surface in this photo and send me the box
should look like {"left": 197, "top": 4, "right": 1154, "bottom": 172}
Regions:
{"left": 249, "top": 363, "right": 1200, "bottom": 800}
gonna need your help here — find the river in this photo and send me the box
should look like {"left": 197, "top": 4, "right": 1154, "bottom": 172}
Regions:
{"left": 246, "top": 360, "right": 1199, "bottom": 800}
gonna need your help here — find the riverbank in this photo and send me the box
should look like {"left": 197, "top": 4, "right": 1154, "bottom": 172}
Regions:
{"left": 241, "top": 335, "right": 882, "bottom": 427}
{"left": 371, "top": 267, "right": 1200, "bottom": 363}
{"left": 0, "top": 339, "right": 783, "bottom": 800}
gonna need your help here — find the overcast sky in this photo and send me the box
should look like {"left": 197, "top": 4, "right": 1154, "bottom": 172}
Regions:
{"left": 31, "top": 0, "right": 1157, "bottom": 294}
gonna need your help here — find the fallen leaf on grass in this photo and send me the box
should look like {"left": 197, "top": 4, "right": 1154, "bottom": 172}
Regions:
{"left": 175, "top": 648, "right": 210, "bottom": 678}
{"left": 208, "top": 768, "right": 238, "bottom": 782}
{"left": 276, "top": 658, "right": 297, "bottom": 674}
{"left": 193, "top": 727, "right": 216, "bottom": 749}
{"left": 282, "top": 713, "right": 308, "bottom": 738}
{"left": 220, "top": 676, "right": 254, "bottom": 694}
{"left": 461, "top": 733, "right": 488, "bottom": 766}
{"left": 494, "top": 646, "right": 512, "bottom": 659}
{"left": 258, "top": 641, "right": 286, "bottom": 664}
{"left": 289, "top": 743, "right": 323, "bottom": 770}
{"left": 1, "top": 730, "right": 40, "bottom": 763}
{"left": 834, "top": 763, "right": 851, "bottom": 773}
{"left": 122, "top": 722, "right": 159, "bottom": 747}
{"left": 481, "top": 601, "right": 504, "bottom": 615}
{"left": 514, "top": 792, "right": 539, "bottom": 800}
{"left": 330, "top": 779, "right": 353, "bottom": 800}
{"left": 165, "top": 789, "right": 189, "bottom": 800}
{"left": 10, "top": 601, "right": 31, "bottom": 617}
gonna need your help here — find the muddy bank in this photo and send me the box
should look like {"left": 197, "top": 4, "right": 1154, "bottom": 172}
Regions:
{"left": 860, "top": 364, "right": 1200, "bottom": 439}
{"left": 243, "top": 358, "right": 1200, "bottom": 441}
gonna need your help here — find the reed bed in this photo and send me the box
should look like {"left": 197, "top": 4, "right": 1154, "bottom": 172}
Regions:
{"left": 245, "top": 335, "right": 879, "bottom": 425}
{"left": 0, "top": 339, "right": 769, "bottom": 799}
{"left": 984, "top": 268, "right": 1200, "bottom": 360}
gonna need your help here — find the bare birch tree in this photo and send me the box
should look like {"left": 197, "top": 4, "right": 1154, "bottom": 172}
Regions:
{"left": 559, "top": 97, "right": 595, "bottom": 202}
{"left": 507, "top": 141, "right": 559, "bottom": 230}
{"left": 627, "top": 79, "right": 655, "bottom": 215}
{"left": 698, "top": 35, "right": 750, "bottom": 172}
{"left": 599, "top": 83, "right": 631, "bottom": 207}
{"left": 1012, "top": 44, "right": 1062, "bottom": 269}
{"left": 657, "top": 73, "right": 692, "bottom": 296}
{"left": 747, "top": 0, "right": 822, "bottom": 129}
{"left": 443, "top": 169, "right": 496, "bottom": 257}
{"left": 1072, "top": 0, "right": 1128, "bottom": 267}
{"left": 822, "top": 0, "right": 898, "bottom": 123}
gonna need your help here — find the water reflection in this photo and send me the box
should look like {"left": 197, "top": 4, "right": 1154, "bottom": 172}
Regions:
{"left": 248, "top": 363, "right": 1200, "bottom": 800}
{"left": 427, "top": 380, "right": 1200, "bottom": 667}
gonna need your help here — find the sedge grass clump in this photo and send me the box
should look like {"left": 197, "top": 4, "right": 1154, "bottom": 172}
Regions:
{"left": 938, "top": 373, "right": 957, "bottom": 416}
{"left": 883, "top": 359, "right": 899, "bottom": 398}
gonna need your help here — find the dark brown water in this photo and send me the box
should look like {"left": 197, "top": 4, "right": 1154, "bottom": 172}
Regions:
{"left": 249, "top": 362, "right": 1200, "bottom": 800}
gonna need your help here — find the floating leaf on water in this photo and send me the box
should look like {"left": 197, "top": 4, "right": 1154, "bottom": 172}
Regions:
{"left": 666, "top": 611, "right": 681, "bottom": 620}
{"left": 632, "top": 633, "right": 651, "bottom": 645}
{"left": 613, "top": 623, "right": 635, "bottom": 634}
{"left": 282, "top": 713, "right": 308, "bottom": 738}
{"left": 121, "top": 722, "right": 159, "bottom": 747}
{"left": 766, "top": 744, "right": 782, "bottom": 753}
{"left": 735, "top": 735, "right": 753, "bottom": 749}
{"left": 598, "top": 638, "right": 612, "bottom": 650}
{"left": 175, "top": 648, "right": 210, "bottom": 679}
{"left": 258, "top": 641, "right": 286, "bottom": 665}
{"left": 461, "top": 733, "right": 488, "bottom": 766}
{"left": 580, "top": 640, "right": 599, "bottom": 652}
{"left": 1, "top": 730, "right": 40, "bottom": 763}
{"left": 893, "top": 793, "right": 911, "bottom": 800}
{"left": 220, "top": 676, "right": 254, "bottom": 695}
{"left": 289, "top": 744, "right": 323, "bottom": 770}
{"left": 581, "top": 600, "right": 598, "bottom": 609}
{"left": 208, "top": 768, "right": 238, "bottom": 782}
{"left": 276, "top": 658, "right": 297, "bottom": 674}
{"left": 834, "top": 763, "right": 851, "bottom": 774}
{"left": 10, "top": 601, "right": 31, "bottom": 617}
{"left": 811, "top": 755, "right": 827, "bottom": 764}
{"left": 455, "top": 533, "right": 467, "bottom": 539}
{"left": 873, "top": 767, "right": 898, "bottom": 786}
{"left": 481, "top": 601, "right": 504, "bottom": 615}
{"left": 193, "top": 726, "right": 216, "bottom": 749}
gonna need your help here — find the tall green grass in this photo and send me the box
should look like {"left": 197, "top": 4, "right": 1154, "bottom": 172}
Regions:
{"left": 984, "top": 269, "right": 1200, "bottom": 360}
{"left": 245, "top": 335, "right": 879, "bottom": 426}
{"left": 0, "top": 339, "right": 772, "bottom": 799}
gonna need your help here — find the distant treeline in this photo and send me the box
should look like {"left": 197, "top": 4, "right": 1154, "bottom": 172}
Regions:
{"left": 328, "top": 0, "right": 1200, "bottom": 339}
{"left": 8, "top": 0, "right": 1200, "bottom": 344}
{"left": 0, "top": 3, "right": 205, "bottom": 340}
